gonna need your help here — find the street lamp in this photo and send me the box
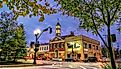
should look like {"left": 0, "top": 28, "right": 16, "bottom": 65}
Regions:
{"left": 33, "top": 27, "right": 52, "bottom": 64}
{"left": 33, "top": 29, "right": 41, "bottom": 64}
{"left": 72, "top": 45, "right": 74, "bottom": 59}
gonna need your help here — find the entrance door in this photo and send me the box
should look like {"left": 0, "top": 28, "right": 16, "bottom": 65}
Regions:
{"left": 67, "top": 54, "right": 70, "bottom": 58}
{"left": 77, "top": 54, "right": 81, "bottom": 59}
{"left": 84, "top": 54, "right": 88, "bottom": 59}
{"left": 55, "top": 50, "right": 58, "bottom": 58}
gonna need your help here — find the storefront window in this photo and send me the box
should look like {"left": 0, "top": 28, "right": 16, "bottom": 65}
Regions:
{"left": 77, "top": 54, "right": 81, "bottom": 59}
{"left": 84, "top": 54, "right": 88, "bottom": 58}
{"left": 67, "top": 54, "right": 70, "bottom": 58}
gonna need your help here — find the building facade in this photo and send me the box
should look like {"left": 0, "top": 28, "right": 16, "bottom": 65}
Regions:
{"left": 37, "top": 43, "right": 49, "bottom": 58}
{"left": 27, "top": 42, "right": 49, "bottom": 59}
{"left": 27, "top": 42, "right": 35, "bottom": 59}
{"left": 49, "top": 22, "right": 65, "bottom": 59}
{"left": 49, "top": 22, "right": 102, "bottom": 61}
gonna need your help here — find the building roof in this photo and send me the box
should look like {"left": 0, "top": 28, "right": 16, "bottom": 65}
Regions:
{"left": 61, "top": 34, "right": 74, "bottom": 39}
{"left": 60, "top": 31, "right": 75, "bottom": 39}
{"left": 40, "top": 43, "right": 49, "bottom": 45}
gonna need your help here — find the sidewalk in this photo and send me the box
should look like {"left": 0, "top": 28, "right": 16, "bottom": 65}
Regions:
{"left": 0, "top": 60, "right": 52, "bottom": 68}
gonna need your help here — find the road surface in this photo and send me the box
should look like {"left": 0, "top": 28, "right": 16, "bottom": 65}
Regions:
{"left": 0, "top": 61, "right": 102, "bottom": 69}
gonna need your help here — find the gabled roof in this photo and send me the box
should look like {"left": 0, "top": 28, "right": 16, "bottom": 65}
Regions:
{"left": 50, "top": 36, "right": 64, "bottom": 42}
{"left": 50, "top": 33, "right": 75, "bottom": 42}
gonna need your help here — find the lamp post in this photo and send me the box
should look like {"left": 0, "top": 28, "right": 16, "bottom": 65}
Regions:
{"left": 72, "top": 45, "right": 74, "bottom": 59}
{"left": 33, "top": 27, "right": 52, "bottom": 64}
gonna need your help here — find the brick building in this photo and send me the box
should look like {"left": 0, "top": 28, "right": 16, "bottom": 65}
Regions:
{"left": 49, "top": 22, "right": 102, "bottom": 61}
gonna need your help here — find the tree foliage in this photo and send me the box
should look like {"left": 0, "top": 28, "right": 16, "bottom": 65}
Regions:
{"left": 13, "top": 24, "right": 27, "bottom": 61}
{"left": 55, "top": 0, "right": 121, "bottom": 68}
{"left": 0, "top": 0, "right": 56, "bottom": 22}
{"left": 55, "top": 0, "right": 121, "bottom": 33}
{"left": 0, "top": 11, "right": 27, "bottom": 61}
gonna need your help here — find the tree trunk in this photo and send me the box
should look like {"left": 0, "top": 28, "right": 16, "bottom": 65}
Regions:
{"left": 107, "top": 26, "right": 116, "bottom": 69}
{"left": 13, "top": 50, "right": 17, "bottom": 62}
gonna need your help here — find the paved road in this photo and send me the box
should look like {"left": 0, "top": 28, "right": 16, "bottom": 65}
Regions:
{"left": 0, "top": 61, "right": 102, "bottom": 69}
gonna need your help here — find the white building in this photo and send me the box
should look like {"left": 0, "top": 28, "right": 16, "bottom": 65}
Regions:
{"left": 37, "top": 43, "right": 49, "bottom": 58}
{"left": 38, "top": 43, "right": 49, "bottom": 52}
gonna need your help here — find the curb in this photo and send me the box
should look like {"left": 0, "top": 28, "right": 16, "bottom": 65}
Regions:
{"left": 0, "top": 63, "right": 52, "bottom": 68}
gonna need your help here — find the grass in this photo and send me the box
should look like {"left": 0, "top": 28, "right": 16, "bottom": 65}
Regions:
{"left": 0, "top": 61, "right": 31, "bottom": 65}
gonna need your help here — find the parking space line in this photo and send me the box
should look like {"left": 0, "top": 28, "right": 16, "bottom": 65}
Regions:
{"left": 80, "top": 66, "right": 86, "bottom": 69}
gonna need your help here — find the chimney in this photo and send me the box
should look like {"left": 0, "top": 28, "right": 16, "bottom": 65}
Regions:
{"left": 70, "top": 31, "right": 74, "bottom": 36}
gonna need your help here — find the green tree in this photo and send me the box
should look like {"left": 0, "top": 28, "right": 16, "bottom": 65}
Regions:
{"left": 0, "top": 11, "right": 27, "bottom": 61}
{"left": 0, "top": 11, "right": 18, "bottom": 61}
{"left": 12, "top": 24, "right": 27, "bottom": 62}
{"left": 55, "top": 0, "right": 121, "bottom": 68}
{"left": 0, "top": 0, "right": 56, "bottom": 22}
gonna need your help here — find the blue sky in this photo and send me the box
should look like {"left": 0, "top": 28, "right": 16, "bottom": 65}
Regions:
{"left": 0, "top": 3, "right": 121, "bottom": 48}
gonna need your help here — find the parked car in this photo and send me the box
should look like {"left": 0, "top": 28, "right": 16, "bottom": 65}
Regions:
{"left": 65, "top": 58, "right": 73, "bottom": 62}
{"left": 88, "top": 57, "right": 97, "bottom": 62}
{"left": 83, "top": 58, "right": 88, "bottom": 62}
{"left": 42, "top": 56, "right": 47, "bottom": 60}
{"left": 52, "top": 58, "right": 62, "bottom": 62}
{"left": 100, "top": 57, "right": 110, "bottom": 62}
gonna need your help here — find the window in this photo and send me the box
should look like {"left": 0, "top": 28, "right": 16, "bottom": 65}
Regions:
{"left": 93, "top": 45, "right": 95, "bottom": 49}
{"left": 94, "top": 53, "right": 96, "bottom": 56}
{"left": 59, "top": 43, "right": 61, "bottom": 48}
{"left": 53, "top": 44, "right": 55, "bottom": 48}
{"left": 62, "top": 43, "right": 64, "bottom": 48}
{"left": 68, "top": 45, "right": 73, "bottom": 48}
{"left": 42, "top": 47, "right": 43, "bottom": 50}
{"left": 44, "top": 47, "right": 46, "bottom": 50}
{"left": 55, "top": 44, "right": 57, "bottom": 48}
{"left": 83, "top": 42, "right": 88, "bottom": 49}
{"left": 59, "top": 53, "right": 61, "bottom": 56}
{"left": 49, "top": 44, "right": 51, "bottom": 49}
{"left": 47, "top": 46, "right": 48, "bottom": 50}
{"left": 77, "top": 54, "right": 81, "bottom": 59}
{"left": 67, "top": 43, "right": 72, "bottom": 48}
{"left": 84, "top": 54, "right": 88, "bottom": 58}
{"left": 89, "top": 44, "right": 91, "bottom": 49}
{"left": 96, "top": 46, "right": 98, "bottom": 50}
{"left": 74, "top": 43, "right": 80, "bottom": 48}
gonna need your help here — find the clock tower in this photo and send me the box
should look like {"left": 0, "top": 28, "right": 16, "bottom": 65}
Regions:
{"left": 56, "top": 21, "right": 61, "bottom": 37}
